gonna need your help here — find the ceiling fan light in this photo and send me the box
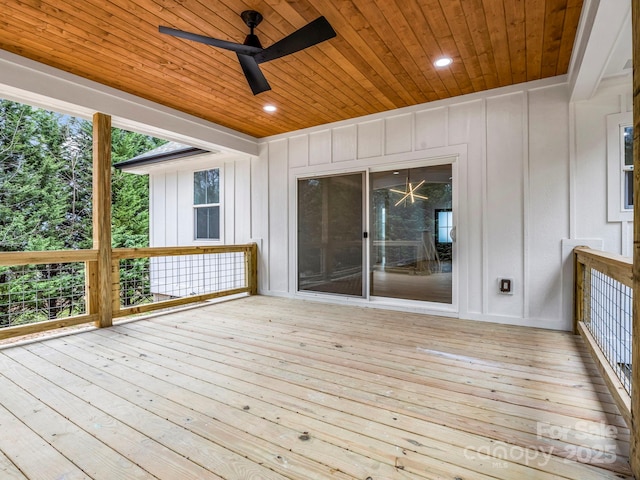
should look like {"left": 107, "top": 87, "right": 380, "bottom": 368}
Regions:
{"left": 434, "top": 57, "right": 453, "bottom": 68}
{"left": 263, "top": 104, "right": 277, "bottom": 113}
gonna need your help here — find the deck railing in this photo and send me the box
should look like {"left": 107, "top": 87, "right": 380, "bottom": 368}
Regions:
{"left": 112, "top": 245, "right": 257, "bottom": 318}
{"left": 574, "top": 246, "right": 632, "bottom": 426}
{"left": 0, "top": 250, "right": 100, "bottom": 340}
{"left": 0, "top": 243, "right": 257, "bottom": 341}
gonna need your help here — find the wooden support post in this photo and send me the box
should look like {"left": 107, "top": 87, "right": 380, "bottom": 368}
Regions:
{"left": 631, "top": 0, "right": 640, "bottom": 475}
{"left": 573, "top": 251, "right": 584, "bottom": 335}
{"left": 85, "top": 260, "right": 99, "bottom": 317}
{"left": 249, "top": 243, "right": 258, "bottom": 295}
{"left": 111, "top": 259, "right": 121, "bottom": 316}
{"left": 92, "top": 113, "right": 113, "bottom": 328}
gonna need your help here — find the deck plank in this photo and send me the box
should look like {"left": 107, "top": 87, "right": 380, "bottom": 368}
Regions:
{"left": 0, "top": 349, "right": 224, "bottom": 480}
{"left": 0, "top": 362, "right": 153, "bottom": 480}
{"left": 102, "top": 320, "right": 630, "bottom": 479}
{"left": 0, "top": 400, "right": 90, "bottom": 480}
{"left": 2, "top": 346, "right": 284, "bottom": 480}
{"left": 31, "top": 337, "right": 425, "bottom": 480}
{"left": 0, "top": 296, "right": 633, "bottom": 479}
{"left": 174, "top": 310, "right": 616, "bottom": 410}
{"left": 0, "top": 449, "right": 26, "bottom": 480}
{"left": 19, "top": 342, "right": 359, "bottom": 480}
{"left": 143, "top": 308, "right": 623, "bottom": 424}
{"left": 120, "top": 320, "right": 631, "bottom": 454}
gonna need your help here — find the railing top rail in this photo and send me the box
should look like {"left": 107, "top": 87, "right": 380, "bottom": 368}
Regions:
{"left": 574, "top": 246, "right": 632, "bottom": 287}
{"left": 112, "top": 243, "right": 256, "bottom": 260}
{"left": 0, "top": 249, "right": 100, "bottom": 267}
{"left": 574, "top": 246, "right": 632, "bottom": 265}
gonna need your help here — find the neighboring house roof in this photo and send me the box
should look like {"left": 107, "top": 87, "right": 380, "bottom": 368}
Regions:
{"left": 114, "top": 141, "right": 209, "bottom": 170}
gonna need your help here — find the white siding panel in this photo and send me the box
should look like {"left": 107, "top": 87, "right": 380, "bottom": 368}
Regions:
{"left": 415, "top": 107, "right": 448, "bottom": 150}
{"left": 251, "top": 145, "right": 270, "bottom": 292}
{"left": 309, "top": 129, "right": 331, "bottom": 165}
{"left": 268, "top": 139, "right": 289, "bottom": 293}
{"left": 574, "top": 83, "right": 628, "bottom": 253}
{"left": 385, "top": 113, "right": 413, "bottom": 154}
{"left": 357, "top": 120, "right": 383, "bottom": 159}
{"left": 176, "top": 169, "right": 192, "bottom": 245}
{"left": 448, "top": 100, "right": 485, "bottom": 316}
{"left": 486, "top": 93, "right": 525, "bottom": 318}
{"left": 149, "top": 173, "right": 164, "bottom": 247}
{"left": 528, "top": 85, "right": 570, "bottom": 328}
{"left": 224, "top": 161, "right": 236, "bottom": 244}
{"left": 234, "top": 158, "right": 252, "bottom": 243}
{"left": 164, "top": 171, "right": 179, "bottom": 247}
{"left": 288, "top": 135, "right": 309, "bottom": 168}
{"left": 332, "top": 125, "right": 357, "bottom": 162}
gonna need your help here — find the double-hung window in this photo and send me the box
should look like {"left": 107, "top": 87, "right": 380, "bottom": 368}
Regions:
{"left": 607, "top": 112, "right": 633, "bottom": 222}
{"left": 193, "top": 168, "right": 220, "bottom": 240}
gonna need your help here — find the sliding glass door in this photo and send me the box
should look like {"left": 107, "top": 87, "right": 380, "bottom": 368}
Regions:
{"left": 297, "top": 173, "right": 364, "bottom": 296}
{"left": 370, "top": 164, "right": 453, "bottom": 303}
{"left": 296, "top": 164, "right": 454, "bottom": 305}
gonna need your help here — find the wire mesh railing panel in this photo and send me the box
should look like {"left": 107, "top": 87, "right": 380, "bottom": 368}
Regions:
{"left": 119, "top": 252, "right": 246, "bottom": 308}
{"left": 0, "top": 262, "right": 87, "bottom": 328}
{"left": 583, "top": 268, "right": 633, "bottom": 395}
{"left": 119, "top": 257, "right": 154, "bottom": 307}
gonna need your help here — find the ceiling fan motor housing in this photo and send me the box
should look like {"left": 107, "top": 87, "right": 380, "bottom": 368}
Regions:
{"left": 244, "top": 34, "right": 263, "bottom": 48}
{"left": 241, "top": 10, "right": 263, "bottom": 29}
{"left": 241, "top": 11, "right": 264, "bottom": 48}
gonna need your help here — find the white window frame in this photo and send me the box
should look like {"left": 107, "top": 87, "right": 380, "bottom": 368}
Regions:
{"left": 621, "top": 125, "right": 634, "bottom": 210}
{"left": 607, "top": 112, "right": 633, "bottom": 222}
{"left": 193, "top": 167, "right": 222, "bottom": 242}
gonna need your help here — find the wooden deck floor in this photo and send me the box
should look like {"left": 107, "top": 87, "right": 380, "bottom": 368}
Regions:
{"left": 0, "top": 296, "right": 633, "bottom": 479}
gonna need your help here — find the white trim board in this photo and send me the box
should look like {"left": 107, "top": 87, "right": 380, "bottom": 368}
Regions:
{"left": 0, "top": 49, "right": 258, "bottom": 156}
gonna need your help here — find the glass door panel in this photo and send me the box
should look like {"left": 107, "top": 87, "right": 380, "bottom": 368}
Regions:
{"left": 370, "top": 165, "right": 453, "bottom": 303}
{"left": 298, "top": 173, "right": 364, "bottom": 296}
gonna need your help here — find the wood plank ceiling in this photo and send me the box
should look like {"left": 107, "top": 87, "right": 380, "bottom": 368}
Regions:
{"left": 0, "top": 0, "right": 583, "bottom": 138}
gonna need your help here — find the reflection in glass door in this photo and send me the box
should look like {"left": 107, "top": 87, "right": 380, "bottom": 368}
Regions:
{"left": 370, "top": 165, "right": 453, "bottom": 303}
{"left": 297, "top": 173, "right": 364, "bottom": 296}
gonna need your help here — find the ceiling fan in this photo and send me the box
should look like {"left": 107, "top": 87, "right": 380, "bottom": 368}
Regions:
{"left": 159, "top": 11, "right": 337, "bottom": 95}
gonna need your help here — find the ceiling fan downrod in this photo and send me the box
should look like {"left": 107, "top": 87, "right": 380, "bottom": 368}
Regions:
{"left": 241, "top": 10, "right": 263, "bottom": 48}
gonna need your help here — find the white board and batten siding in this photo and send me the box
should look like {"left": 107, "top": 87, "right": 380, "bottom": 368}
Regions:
{"left": 147, "top": 153, "right": 254, "bottom": 298}
{"left": 251, "top": 76, "right": 631, "bottom": 331}
{"left": 143, "top": 76, "right": 631, "bottom": 332}
{"left": 149, "top": 153, "right": 253, "bottom": 247}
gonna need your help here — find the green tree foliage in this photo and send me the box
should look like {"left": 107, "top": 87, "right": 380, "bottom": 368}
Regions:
{"left": 111, "top": 128, "right": 165, "bottom": 306}
{"left": 0, "top": 99, "right": 165, "bottom": 325}
{"left": 0, "top": 101, "right": 68, "bottom": 251}
{"left": 111, "top": 128, "right": 161, "bottom": 248}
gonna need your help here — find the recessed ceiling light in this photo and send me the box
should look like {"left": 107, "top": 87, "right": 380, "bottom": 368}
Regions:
{"left": 434, "top": 57, "right": 453, "bottom": 68}
{"left": 263, "top": 104, "right": 277, "bottom": 113}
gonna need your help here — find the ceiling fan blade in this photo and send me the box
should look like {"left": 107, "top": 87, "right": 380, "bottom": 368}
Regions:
{"left": 159, "top": 26, "right": 262, "bottom": 56}
{"left": 253, "top": 16, "right": 336, "bottom": 64}
{"left": 237, "top": 53, "right": 271, "bottom": 95}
